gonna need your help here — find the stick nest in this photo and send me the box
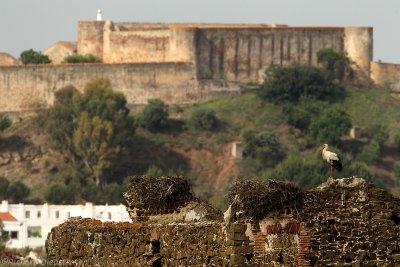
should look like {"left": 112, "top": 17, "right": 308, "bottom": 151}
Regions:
{"left": 228, "top": 179, "right": 305, "bottom": 219}
{"left": 124, "top": 175, "right": 195, "bottom": 215}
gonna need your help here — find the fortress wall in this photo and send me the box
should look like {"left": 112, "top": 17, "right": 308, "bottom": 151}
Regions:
{"left": 195, "top": 28, "right": 345, "bottom": 83}
{"left": 103, "top": 29, "right": 171, "bottom": 63}
{"left": 169, "top": 27, "right": 197, "bottom": 63}
{"left": 0, "top": 63, "right": 197, "bottom": 113}
{"left": 344, "top": 27, "right": 373, "bottom": 86}
{"left": 77, "top": 21, "right": 106, "bottom": 57}
{"left": 77, "top": 22, "right": 373, "bottom": 85}
{"left": 371, "top": 61, "right": 400, "bottom": 91}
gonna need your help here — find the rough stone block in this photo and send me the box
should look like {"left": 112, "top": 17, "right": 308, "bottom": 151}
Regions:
{"left": 230, "top": 254, "right": 245, "bottom": 265}
{"left": 229, "top": 223, "right": 247, "bottom": 233}
{"left": 227, "top": 232, "right": 249, "bottom": 241}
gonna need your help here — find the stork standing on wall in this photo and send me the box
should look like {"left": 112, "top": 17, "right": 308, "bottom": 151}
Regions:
{"left": 321, "top": 144, "right": 342, "bottom": 181}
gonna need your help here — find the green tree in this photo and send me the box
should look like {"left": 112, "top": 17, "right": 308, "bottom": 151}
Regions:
{"left": 282, "top": 97, "right": 324, "bottom": 132}
{"left": 242, "top": 130, "right": 284, "bottom": 168}
{"left": 366, "top": 123, "right": 389, "bottom": 146}
{"left": 81, "top": 181, "right": 101, "bottom": 203}
{"left": 63, "top": 54, "right": 102, "bottom": 63}
{"left": 101, "top": 183, "right": 126, "bottom": 204}
{"left": 46, "top": 78, "right": 135, "bottom": 190}
{"left": 0, "top": 114, "right": 12, "bottom": 132}
{"left": 20, "top": 49, "right": 51, "bottom": 65}
{"left": 46, "top": 85, "right": 79, "bottom": 150}
{"left": 138, "top": 99, "right": 169, "bottom": 132}
{"left": 45, "top": 184, "right": 75, "bottom": 204}
{"left": 0, "top": 220, "right": 9, "bottom": 250}
{"left": 357, "top": 140, "right": 381, "bottom": 165}
{"left": 189, "top": 107, "right": 218, "bottom": 130}
{"left": 394, "top": 134, "right": 400, "bottom": 150}
{"left": 7, "top": 181, "right": 30, "bottom": 203}
{"left": 0, "top": 177, "right": 10, "bottom": 199}
{"left": 73, "top": 113, "right": 120, "bottom": 188}
{"left": 309, "top": 108, "right": 352, "bottom": 144}
{"left": 317, "top": 48, "right": 353, "bottom": 82}
{"left": 259, "top": 65, "right": 345, "bottom": 104}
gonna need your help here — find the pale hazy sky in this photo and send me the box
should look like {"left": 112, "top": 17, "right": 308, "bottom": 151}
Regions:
{"left": 0, "top": 0, "right": 399, "bottom": 63}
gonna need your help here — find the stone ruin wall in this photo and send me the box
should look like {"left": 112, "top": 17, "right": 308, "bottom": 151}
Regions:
{"left": 46, "top": 219, "right": 240, "bottom": 267}
{"left": 46, "top": 178, "right": 400, "bottom": 266}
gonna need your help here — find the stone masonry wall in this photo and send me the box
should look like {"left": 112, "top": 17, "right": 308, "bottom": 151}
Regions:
{"left": 46, "top": 218, "right": 256, "bottom": 267}
{"left": 195, "top": 27, "right": 345, "bottom": 83}
{"left": 371, "top": 61, "right": 400, "bottom": 91}
{"left": 46, "top": 178, "right": 400, "bottom": 266}
{"left": 252, "top": 178, "right": 400, "bottom": 266}
{"left": 0, "top": 62, "right": 247, "bottom": 114}
{"left": 79, "top": 22, "right": 373, "bottom": 84}
{"left": 299, "top": 178, "right": 400, "bottom": 265}
{"left": 0, "top": 63, "right": 196, "bottom": 113}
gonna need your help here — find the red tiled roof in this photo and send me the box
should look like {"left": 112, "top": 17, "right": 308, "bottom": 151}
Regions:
{"left": 0, "top": 212, "right": 17, "bottom": 221}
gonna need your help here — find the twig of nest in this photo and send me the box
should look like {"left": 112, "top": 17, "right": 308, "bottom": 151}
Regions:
{"left": 228, "top": 179, "right": 304, "bottom": 220}
{"left": 124, "top": 175, "right": 195, "bottom": 215}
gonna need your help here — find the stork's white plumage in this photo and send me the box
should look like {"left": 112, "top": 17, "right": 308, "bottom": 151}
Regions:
{"left": 321, "top": 144, "right": 342, "bottom": 180}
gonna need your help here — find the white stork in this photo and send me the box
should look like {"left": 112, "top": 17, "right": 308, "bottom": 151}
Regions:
{"left": 321, "top": 144, "right": 342, "bottom": 180}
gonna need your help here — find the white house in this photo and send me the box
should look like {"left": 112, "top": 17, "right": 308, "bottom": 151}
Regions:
{"left": 0, "top": 200, "right": 130, "bottom": 248}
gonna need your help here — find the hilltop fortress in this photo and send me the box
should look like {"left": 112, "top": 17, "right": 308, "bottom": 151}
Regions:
{"left": 0, "top": 20, "right": 399, "bottom": 114}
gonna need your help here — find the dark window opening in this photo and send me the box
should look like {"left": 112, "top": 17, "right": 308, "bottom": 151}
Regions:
{"left": 389, "top": 212, "right": 400, "bottom": 225}
{"left": 277, "top": 252, "right": 284, "bottom": 264}
{"left": 327, "top": 218, "right": 335, "bottom": 225}
{"left": 10, "top": 231, "right": 18, "bottom": 239}
{"left": 245, "top": 253, "right": 254, "bottom": 262}
{"left": 151, "top": 240, "right": 160, "bottom": 254}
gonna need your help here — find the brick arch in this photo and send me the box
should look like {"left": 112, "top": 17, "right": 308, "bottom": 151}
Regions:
{"left": 252, "top": 219, "right": 311, "bottom": 266}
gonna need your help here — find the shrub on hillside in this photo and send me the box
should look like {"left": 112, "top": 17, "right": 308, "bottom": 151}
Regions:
{"left": 189, "top": 107, "right": 218, "bottom": 130}
{"left": 0, "top": 113, "right": 12, "bottom": 132}
{"left": 81, "top": 182, "right": 100, "bottom": 203}
{"left": 395, "top": 134, "right": 400, "bottom": 150}
{"left": 7, "top": 181, "right": 30, "bottom": 203}
{"left": 282, "top": 97, "right": 324, "bottom": 132}
{"left": 242, "top": 130, "right": 284, "bottom": 167}
{"left": 45, "top": 184, "right": 75, "bottom": 204}
{"left": 138, "top": 99, "right": 169, "bottom": 132}
{"left": 63, "top": 54, "right": 102, "bottom": 63}
{"left": 357, "top": 140, "right": 381, "bottom": 165}
{"left": 309, "top": 108, "right": 352, "bottom": 144}
{"left": 317, "top": 48, "right": 353, "bottom": 82}
{"left": 0, "top": 177, "right": 10, "bottom": 199}
{"left": 259, "top": 65, "right": 346, "bottom": 104}
{"left": 101, "top": 183, "right": 126, "bottom": 204}
{"left": 0, "top": 220, "right": 9, "bottom": 249}
{"left": 20, "top": 49, "right": 51, "bottom": 64}
{"left": 366, "top": 123, "right": 389, "bottom": 146}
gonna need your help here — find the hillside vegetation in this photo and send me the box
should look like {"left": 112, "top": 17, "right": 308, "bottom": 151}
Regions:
{"left": 1, "top": 55, "right": 400, "bottom": 210}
